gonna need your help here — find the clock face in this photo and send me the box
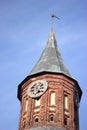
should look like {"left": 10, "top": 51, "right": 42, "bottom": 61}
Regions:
{"left": 27, "top": 80, "right": 48, "bottom": 98}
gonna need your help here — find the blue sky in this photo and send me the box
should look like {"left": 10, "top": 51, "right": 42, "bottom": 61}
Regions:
{"left": 0, "top": 0, "right": 87, "bottom": 130}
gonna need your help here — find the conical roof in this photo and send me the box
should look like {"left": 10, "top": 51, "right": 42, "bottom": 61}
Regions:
{"left": 30, "top": 29, "right": 71, "bottom": 77}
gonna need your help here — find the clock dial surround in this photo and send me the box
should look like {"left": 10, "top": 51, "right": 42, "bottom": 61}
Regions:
{"left": 27, "top": 80, "right": 48, "bottom": 98}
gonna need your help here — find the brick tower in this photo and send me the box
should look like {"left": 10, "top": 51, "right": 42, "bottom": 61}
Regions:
{"left": 17, "top": 29, "right": 82, "bottom": 130}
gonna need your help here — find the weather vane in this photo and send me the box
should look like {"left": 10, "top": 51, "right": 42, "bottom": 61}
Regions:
{"left": 51, "top": 14, "right": 60, "bottom": 29}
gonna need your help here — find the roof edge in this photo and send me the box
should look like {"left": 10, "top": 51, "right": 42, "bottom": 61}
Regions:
{"left": 17, "top": 71, "right": 82, "bottom": 101}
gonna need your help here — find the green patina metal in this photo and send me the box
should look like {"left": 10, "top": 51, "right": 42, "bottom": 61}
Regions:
{"left": 30, "top": 29, "right": 71, "bottom": 77}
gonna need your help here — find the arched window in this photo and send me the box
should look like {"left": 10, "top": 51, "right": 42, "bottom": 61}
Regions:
{"left": 25, "top": 100, "right": 28, "bottom": 111}
{"left": 49, "top": 114, "right": 54, "bottom": 122}
{"left": 34, "top": 99, "right": 40, "bottom": 112}
{"left": 35, "top": 99, "right": 40, "bottom": 107}
{"left": 34, "top": 116, "right": 39, "bottom": 123}
{"left": 64, "top": 115, "right": 68, "bottom": 125}
{"left": 64, "top": 92, "right": 69, "bottom": 126}
{"left": 64, "top": 94, "right": 69, "bottom": 110}
{"left": 50, "top": 92, "right": 55, "bottom": 111}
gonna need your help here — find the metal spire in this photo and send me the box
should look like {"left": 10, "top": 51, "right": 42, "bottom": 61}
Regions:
{"left": 30, "top": 29, "right": 71, "bottom": 77}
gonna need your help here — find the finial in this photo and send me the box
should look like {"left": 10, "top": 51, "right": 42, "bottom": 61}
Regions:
{"left": 51, "top": 14, "right": 60, "bottom": 30}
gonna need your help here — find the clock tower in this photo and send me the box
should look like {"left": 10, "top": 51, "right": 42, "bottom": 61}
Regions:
{"left": 17, "top": 29, "right": 82, "bottom": 130}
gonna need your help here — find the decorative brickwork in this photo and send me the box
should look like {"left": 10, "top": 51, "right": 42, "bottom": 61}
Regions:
{"left": 18, "top": 73, "right": 81, "bottom": 130}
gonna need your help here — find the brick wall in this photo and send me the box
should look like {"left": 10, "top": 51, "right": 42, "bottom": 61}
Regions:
{"left": 18, "top": 73, "right": 79, "bottom": 130}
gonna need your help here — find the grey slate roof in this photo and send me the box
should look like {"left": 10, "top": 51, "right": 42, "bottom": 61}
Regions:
{"left": 29, "top": 126, "right": 69, "bottom": 130}
{"left": 30, "top": 29, "right": 71, "bottom": 77}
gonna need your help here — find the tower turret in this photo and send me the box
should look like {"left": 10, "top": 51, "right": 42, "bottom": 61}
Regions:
{"left": 17, "top": 29, "right": 82, "bottom": 130}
